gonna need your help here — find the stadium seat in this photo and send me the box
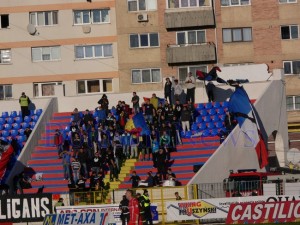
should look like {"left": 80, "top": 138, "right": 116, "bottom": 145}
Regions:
{"left": 180, "top": 131, "right": 186, "bottom": 138}
{"left": 6, "top": 117, "right": 14, "bottom": 124}
{"left": 19, "top": 129, "right": 25, "bottom": 135}
{"left": 217, "top": 108, "right": 225, "bottom": 115}
{"left": 199, "top": 109, "right": 207, "bottom": 116}
{"left": 198, "top": 122, "right": 207, "bottom": 130}
{"left": 21, "top": 122, "right": 30, "bottom": 129}
{"left": 0, "top": 118, "right": 5, "bottom": 125}
{"left": 207, "top": 122, "right": 215, "bottom": 129}
{"left": 65, "top": 126, "right": 70, "bottom": 132}
{"left": 0, "top": 124, "right": 3, "bottom": 130}
{"left": 1, "top": 112, "right": 8, "bottom": 118}
{"left": 4, "top": 124, "right": 12, "bottom": 130}
{"left": 36, "top": 109, "right": 43, "bottom": 116}
{"left": 185, "top": 131, "right": 192, "bottom": 138}
{"left": 202, "top": 129, "right": 210, "bottom": 137}
{"left": 215, "top": 121, "right": 224, "bottom": 129}
{"left": 30, "top": 110, "right": 35, "bottom": 116}
{"left": 203, "top": 115, "right": 211, "bottom": 123}
{"left": 208, "top": 108, "right": 217, "bottom": 115}
{"left": 222, "top": 101, "right": 229, "bottom": 108}
{"left": 196, "top": 116, "right": 202, "bottom": 123}
{"left": 196, "top": 103, "right": 205, "bottom": 110}
{"left": 12, "top": 123, "right": 21, "bottom": 130}
{"left": 17, "top": 135, "right": 27, "bottom": 143}
{"left": 219, "top": 114, "right": 226, "bottom": 121}
{"left": 30, "top": 122, "right": 36, "bottom": 128}
{"left": 15, "top": 117, "right": 23, "bottom": 123}
{"left": 210, "top": 129, "right": 219, "bottom": 137}
{"left": 2, "top": 130, "right": 9, "bottom": 137}
{"left": 10, "top": 111, "right": 17, "bottom": 118}
{"left": 24, "top": 116, "right": 31, "bottom": 123}
{"left": 205, "top": 102, "right": 213, "bottom": 109}
{"left": 32, "top": 115, "right": 39, "bottom": 122}
{"left": 18, "top": 111, "right": 22, "bottom": 117}
{"left": 191, "top": 123, "right": 198, "bottom": 131}
{"left": 0, "top": 137, "right": 8, "bottom": 143}
{"left": 213, "top": 102, "right": 221, "bottom": 109}
{"left": 10, "top": 129, "right": 18, "bottom": 137}
{"left": 211, "top": 115, "right": 219, "bottom": 122}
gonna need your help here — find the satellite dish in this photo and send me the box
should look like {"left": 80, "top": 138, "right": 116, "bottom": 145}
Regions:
{"left": 27, "top": 24, "right": 37, "bottom": 35}
{"left": 287, "top": 148, "right": 300, "bottom": 164}
{"left": 82, "top": 25, "right": 91, "bottom": 34}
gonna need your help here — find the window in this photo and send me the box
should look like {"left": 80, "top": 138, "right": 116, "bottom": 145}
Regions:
{"left": 73, "top": 9, "right": 109, "bottom": 25}
{"left": 221, "top": 0, "right": 250, "bottom": 6}
{"left": 0, "top": 49, "right": 11, "bottom": 64}
{"left": 283, "top": 60, "right": 300, "bottom": 75}
{"left": 131, "top": 68, "right": 161, "bottom": 84}
{"left": 178, "top": 65, "right": 207, "bottom": 83}
{"left": 34, "top": 82, "right": 62, "bottom": 97}
{"left": 128, "top": 0, "right": 157, "bottom": 11}
{"left": 223, "top": 28, "right": 252, "bottom": 42}
{"left": 0, "top": 14, "right": 9, "bottom": 28}
{"left": 281, "top": 25, "right": 299, "bottom": 40}
{"left": 130, "top": 33, "right": 159, "bottom": 48}
{"left": 286, "top": 96, "right": 300, "bottom": 111}
{"left": 177, "top": 30, "right": 206, "bottom": 45}
{"left": 75, "top": 44, "right": 113, "bottom": 59}
{"left": 31, "top": 46, "right": 61, "bottom": 62}
{"left": 0, "top": 85, "right": 12, "bottom": 100}
{"left": 279, "top": 0, "right": 297, "bottom": 3}
{"left": 77, "top": 79, "right": 112, "bottom": 94}
{"left": 29, "top": 11, "right": 58, "bottom": 26}
{"left": 167, "top": 0, "right": 211, "bottom": 8}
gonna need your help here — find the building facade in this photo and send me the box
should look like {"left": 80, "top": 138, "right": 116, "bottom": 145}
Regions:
{"left": 0, "top": 0, "right": 300, "bottom": 122}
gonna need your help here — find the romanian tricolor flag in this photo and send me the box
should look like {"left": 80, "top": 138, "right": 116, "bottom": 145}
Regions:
{"left": 125, "top": 112, "right": 150, "bottom": 135}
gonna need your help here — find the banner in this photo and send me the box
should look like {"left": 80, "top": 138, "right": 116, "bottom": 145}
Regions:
{"left": 57, "top": 204, "right": 158, "bottom": 224}
{"left": 43, "top": 212, "right": 116, "bottom": 225}
{"left": 226, "top": 200, "right": 300, "bottom": 224}
{"left": 0, "top": 145, "right": 14, "bottom": 180}
{"left": 0, "top": 193, "right": 52, "bottom": 222}
{"left": 166, "top": 195, "right": 300, "bottom": 221}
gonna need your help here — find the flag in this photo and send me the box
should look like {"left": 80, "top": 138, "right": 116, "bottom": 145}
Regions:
{"left": 125, "top": 112, "right": 150, "bottom": 135}
{"left": 143, "top": 97, "right": 165, "bottom": 105}
{"left": 0, "top": 145, "right": 14, "bottom": 180}
{"left": 228, "top": 86, "right": 268, "bottom": 169}
{"left": 196, "top": 66, "right": 227, "bottom": 84}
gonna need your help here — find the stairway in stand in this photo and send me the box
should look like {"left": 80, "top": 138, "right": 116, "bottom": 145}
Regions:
{"left": 119, "top": 136, "right": 220, "bottom": 189}
{"left": 24, "top": 112, "right": 72, "bottom": 194}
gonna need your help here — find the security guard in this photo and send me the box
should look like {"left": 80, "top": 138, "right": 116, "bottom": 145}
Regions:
{"left": 19, "top": 92, "right": 31, "bottom": 120}
{"left": 140, "top": 189, "right": 153, "bottom": 225}
{"left": 119, "top": 195, "right": 129, "bottom": 225}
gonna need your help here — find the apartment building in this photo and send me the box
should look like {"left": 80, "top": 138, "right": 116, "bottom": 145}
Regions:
{"left": 0, "top": 0, "right": 118, "bottom": 99}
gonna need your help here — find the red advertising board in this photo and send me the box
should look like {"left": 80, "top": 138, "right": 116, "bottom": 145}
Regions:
{"left": 226, "top": 200, "right": 300, "bottom": 224}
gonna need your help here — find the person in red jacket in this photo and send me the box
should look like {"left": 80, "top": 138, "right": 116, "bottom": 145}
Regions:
{"left": 126, "top": 189, "right": 142, "bottom": 225}
{"left": 54, "top": 129, "right": 63, "bottom": 158}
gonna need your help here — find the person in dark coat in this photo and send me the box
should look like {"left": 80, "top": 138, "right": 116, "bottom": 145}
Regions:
{"left": 164, "top": 78, "right": 172, "bottom": 105}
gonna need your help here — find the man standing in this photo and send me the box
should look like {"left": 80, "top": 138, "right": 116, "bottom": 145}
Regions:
{"left": 164, "top": 78, "right": 172, "bottom": 105}
{"left": 19, "top": 92, "right": 31, "bottom": 120}
{"left": 206, "top": 81, "right": 215, "bottom": 102}
{"left": 131, "top": 92, "right": 140, "bottom": 114}
{"left": 140, "top": 189, "right": 153, "bottom": 225}
{"left": 119, "top": 195, "right": 130, "bottom": 225}
{"left": 126, "top": 189, "right": 141, "bottom": 225}
{"left": 173, "top": 79, "right": 183, "bottom": 102}
{"left": 185, "top": 72, "right": 196, "bottom": 104}
{"left": 129, "top": 171, "right": 141, "bottom": 188}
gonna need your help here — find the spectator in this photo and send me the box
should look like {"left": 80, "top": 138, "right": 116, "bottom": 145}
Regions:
{"left": 119, "top": 195, "right": 130, "bottom": 225}
{"left": 70, "top": 121, "right": 79, "bottom": 138}
{"left": 130, "top": 133, "right": 139, "bottom": 159}
{"left": 175, "top": 192, "right": 182, "bottom": 200}
{"left": 19, "top": 92, "right": 31, "bottom": 120}
{"left": 160, "top": 130, "right": 171, "bottom": 154}
{"left": 71, "top": 133, "right": 82, "bottom": 157}
{"left": 60, "top": 149, "right": 71, "bottom": 181}
{"left": 131, "top": 92, "right": 140, "bottom": 114}
{"left": 166, "top": 168, "right": 176, "bottom": 181}
{"left": 140, "top": 189, "right": 153, "bottom": 225}
{"left": 94, "top": 105, "right": 107, "bottom": 125}
{"left": 54, "top": 198, "right": 64, "bottom": 213}
{"left": 76, "top": 175, "right": 86, "bottom": 191}
{"left": 116, "top": 101, "right": 123, "bottom": 115}
{"left": 206, "top": 81, "right": 215, "bottom": 102}
{"left": 106, "top": 148, "right": 119, "bottom": 182}
{"left": 140, "top": 134, "right": 151, "bottom": 161}
{"left": 24, "top": 127, "right": 32, "bottom": 140}
{"left": 54, "top": 129, "right": 63, "bottom": 158}
{"left": 71, "top": 157, "right": 81, "bottom": 184}
{"left": 118, "top": 111, "right": 127, "bottom": 130}
{"left": 126, "top": 189, "right": 141, "bottom": 225}
{"left": 185, "top": 72, "right": 196, "bottom": 104}
{"left": 173, "top": 79, "right": 183, "bottom": 102}
{"left": 181, "top": 106, "right": 191, "bottom": 134}
{"left": 143, "top": 99, "right": 155, "bottom": 124}
{"left": 91, "top": 152, "right": 103, "bottom": 175}
{"left": 156, "top": 148, "right": 167, "bottom": 179}
{"left": 82, "top": 109, "right": 94, "bottom": 127}
{"left": 150, "top": 93, "right": 159, "bottom": 110}
{"left": 129, "top": 171, "right": 141, "bottom": 188}
{"left": 100, "top": 134, "right": 110, "bottom": 154}
{"left": 145, "top": 171, "right": 154, "bottom": 187}
{"left": 164, "top": 78, "right": 172, "bottom": 105}
{"left": 71, "top": 108, "right": 82, "bottom": 126}
{"left": 232, "top": 190, "right": 242, "bottom": 197}
{"left": 173, "top": 100, "right": 183, "bottom": 121}
{"left": 105, "top": 111, "right": 115, "bottom": 128}
{"left": 13, "top": 171, "right": 32, "bottom": 194}
{"left": 98, "top": 94, "right": 109, "bottom": 114}
{"left": 151, "top": 136, "right": 159, "bottom": 168}
{"left": 153, "top": 172, "right": 163, "bottom": 187}
{"left": 77, "top": 148, "right": 88, "bottom": 179}
{"left": 186, "top": 100, "right": 196, "bottom": 123}
{"left": 121, "top": 130, "right": 131, "bottom": 159}
{"left": 251, "top": 189, "right": 258, "bottom": 196}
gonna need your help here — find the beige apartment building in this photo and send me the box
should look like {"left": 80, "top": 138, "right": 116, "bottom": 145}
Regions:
{"left": 0, "top": 0, "right": 300, "bottom": 122}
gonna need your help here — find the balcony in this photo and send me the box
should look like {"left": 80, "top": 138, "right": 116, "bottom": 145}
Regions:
{"left": 166, "top": 43, "right": 216, "bottom": 64}
{"left": 164, "top": 9, "right": 215, "bottom": 29}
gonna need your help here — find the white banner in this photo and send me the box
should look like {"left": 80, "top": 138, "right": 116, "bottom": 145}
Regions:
{"left": 166, "top": 195, "right": 300, "bottom": 221}
{"left": 43, "top": 212, "right": 116, "bottom": 225}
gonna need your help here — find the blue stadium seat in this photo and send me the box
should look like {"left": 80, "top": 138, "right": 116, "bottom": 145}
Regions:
{"left": 32, "top": 115, "right": 39, "bottom": 122}
{"left": 6, "top": 117, "right": 14, "bottom": 124}
{"left": 199, "top": 109, "right": 207, "bottom": 116}
{"left": 2, "top": 130, "right": 9, "bottom": 137}
{"left": 30, "top": 110, "right": 35, "bottom": 116}
{"left": 10, "top": 129, "right": 18, "bottom": 137}
{"left": 1, "top": 112, "right": 8, "bottom": 118}
{"left": 36, "top": 109, "right": 43, "bottom": 116}
{"left": 191, "top": 123, "right": 198, "bottom": 131}
{"left": 207, "top": 122, "right": 215, "bottom": 129}
{"left": 196, "top": 116, "right": 202, "bottom": 123}
{"left": 21, "top": 122, "right": 30, "bottom": 129}
{"left": 205, "top": 102, "right": 213, "bottom": 109}
{"left": 185, "top": 131, "right": 192, "bottom": 138}
{"left": 12, "top": 123, "right": 21, "bottom": 130}
{"left": 213, "top": 102, "right": 221, "bottom": 109}
{"left": 18, "top": 111, "right": 22, "bottom": 117}
{"left": 0, "top": 137, "right": 8, "bottom": 143}
{"left": 198, "top": 122, "right": 207, "bottom": 130}
{"left": 210, "top": 129, "right": 219, "bottom": 137}
{"left": 65, "top": 126, "right": 70, "bottom": 132}
{"left": 4, "top": 124, "right": 12, "bottom": 130}
{"left": 15, "top": 117, "right": 23, "bottom": 123}
{"left": 180, "top": 131, "right": 186, "bottom": 138}
{"left": 24, "top": 116, "right": 31, "bottom": 123}
{"left": 208, "top": 108, "right": 217, "bottom": 115}
{"left": 19, "top": 129, "right": 25, "bottom": 136}
{"left": 217, "top": 108, "right": 225, "bottom": 115}
{"left": 196, "top": 103, "right": 205, "bottom": 110}
{"left": 10, "top": 111, "right": 17, "bottom": 118}
{"left": 0, "top": 124, "right": 3, "bottom": 130}
{"left": 203, "top": 115, "right": 211, "bottom": 123}
{"left": 222, "top": 101, "right": 229, "bottom": 108}
{"left": 215, "top": 121, "right": 224, "bottom": 129}
{"left": 17, "top": 135, "right": 27, "bottom": 143}
{"left": 211, "top": 115, "right": 219, "bottom": 122}
{"left": 30, "top": 122, "right": 36, "bottom": 128}
{"left": 0, "top": 118, "right": 5, "bottom": 125}
{"left": 219, "top": 114, "right": 226, "bottom": 121}
{"left": 202, "top": 129, "right": 210, "bottom": 137}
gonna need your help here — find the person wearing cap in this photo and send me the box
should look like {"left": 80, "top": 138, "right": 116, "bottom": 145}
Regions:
{"left": 54, "top": 197, "right": 64, "bottom": 213}
{"left": 19, "top": 92, "right": 31, "bottom": 120}
{"left": 126, "top": 189, "right": 142, "bottom": 225}
{"left": 140, "top": 189, "right": 153, "bottom": 225}
{"left": 185, "top": 72, "right": 196, "bottom": 104}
